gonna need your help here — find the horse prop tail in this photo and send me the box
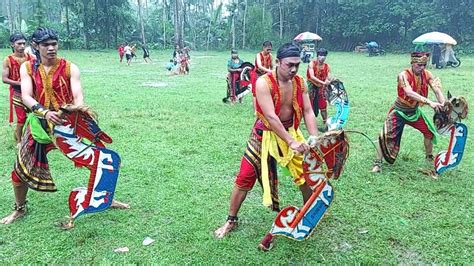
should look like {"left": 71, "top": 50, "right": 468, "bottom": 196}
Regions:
{"left": 260, "top": 131, "right": 349, "bottom": 249}
{"left": 268, "top": 180, "right": 334, "bottom": 241}
{"left": 53, "top": 105, "right": 120, "bottom": 222}
{"left": 433, "top": 93, "right": 468, "bottom": 175}
{"left": 325, "top": 80, "right": 350, "bottom": 131}
{"left": 435, "top": 123, "right": 468, "bottom": 174}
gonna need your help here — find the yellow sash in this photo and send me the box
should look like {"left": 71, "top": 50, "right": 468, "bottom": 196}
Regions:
{"left": 260, "top": 127, "right": 306, "bottom": 207}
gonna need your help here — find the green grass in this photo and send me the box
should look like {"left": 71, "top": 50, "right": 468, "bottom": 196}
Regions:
{"left": 0, "top": 49, "right": 472, "bottom": 264}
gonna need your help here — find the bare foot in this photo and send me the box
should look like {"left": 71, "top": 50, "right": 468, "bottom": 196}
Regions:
{"left": 371, "top": 165, "right": 381, "bottom": 173}
{"left": 214, "top": 220, "right": 238, "bottom": 239}
{"left": 418, "top": 168, "right": 438, "bottom": 179}
{"left": 59, "top": 217, "right": 75, "bottom": 230}
{"left": 371, "top": 159, "right": 382, "bottom": 173}
{"left": 0, "top": 210, "right": 26, "bottom": 224}
{"left": 425, "top": 154, "right": 435, "bottom": 163}
{"left": 110, "top": 200, "right": 130, "bottom": 209}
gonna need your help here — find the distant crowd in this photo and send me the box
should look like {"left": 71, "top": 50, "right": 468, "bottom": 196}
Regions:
{"left": 117, "top": 43, "right": 191, "bottom": 75}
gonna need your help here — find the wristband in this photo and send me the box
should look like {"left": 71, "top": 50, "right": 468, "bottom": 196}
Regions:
{"left": 31, "top": 103, "right": 49, "bottom": 117}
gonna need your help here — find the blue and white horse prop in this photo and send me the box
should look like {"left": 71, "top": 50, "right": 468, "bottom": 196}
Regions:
{"left": 53, "top": 105, "right": 122, "bottom": 228}
{"left": 433, "top": 92, "right": 468, "bottom": 175}
{"left": 325, "top": 79, "right": 350, "bottom": 131}
{"left": 259, "top": 130, "right": 349, "bottom": 250}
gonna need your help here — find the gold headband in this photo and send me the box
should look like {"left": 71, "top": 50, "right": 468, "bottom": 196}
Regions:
{"left": 411, "top": 55, "right": 429, "bottom": 64}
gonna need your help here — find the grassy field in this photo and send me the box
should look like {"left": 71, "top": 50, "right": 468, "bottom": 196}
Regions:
{"left": 0, "top": 48, "right": 472, "bottom": 264}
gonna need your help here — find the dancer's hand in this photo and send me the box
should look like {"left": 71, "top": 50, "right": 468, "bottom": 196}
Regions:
{"left": 289, "top": 140, "right": 310, "bottom": 154}
{"left": 428, "top": 100, "right": 444, "bottom": 112}
{"left": 45, "top": 111, "right": 64, "bottom": 125}
{"left": 307, "top": 135, "right": 319, "bottom": 148}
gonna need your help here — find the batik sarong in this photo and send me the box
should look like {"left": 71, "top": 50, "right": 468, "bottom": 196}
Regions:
{"left": 236, "top": 121, "right": 280, "bottom": 210}
{"left": 11, "top": 87, "right": 28, "bottom": 124}
{"left": 13, "top": 115, "right": 57, "bottom": 191}
{"left": 379, "top": 105, "right": 437, "bottom": 164}
{"left": 235, "top": 119, "right": 306, "bottom": 211}
{"left": 307, "top": 82, "right": 327, "bottom": 117}
{"left": 226, "top": 72, "right": 240, "bottom": 101}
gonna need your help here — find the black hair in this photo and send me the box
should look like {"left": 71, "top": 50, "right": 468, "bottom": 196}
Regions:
{"left": 262, "top": 41, "right": 272, "bottom": 47}
{"left": 276, "top": 42, "right": 301, "bottom": 59}
{"left": 317, "top": 48, "right": 328, "bottom": 56}
{"left": 10, "top": 32, "right": 26, "bottom": 43}
{"left": 9, "top": 32, "right": 26, "bottom": 52}
{"left": 31, "top": 27, "right": 59, "bottom": 44}
{"left": 31, "top": 27, "right": 59, "bottom": 71}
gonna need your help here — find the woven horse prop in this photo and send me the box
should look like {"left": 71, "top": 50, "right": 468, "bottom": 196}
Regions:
{"left": 325, "top": 79, "right": 350, "bottom": 131}
{"left": 223, "top": 62, "right": 254, "bottom": 103}
{"left": 53, "top": 105, "right": 121, "bottom": 228}
{"left": 433, "top": 92, "right": 468, "bottom": 174}
{"left": 260, "top": 130, "right": 349, "bottom": 249}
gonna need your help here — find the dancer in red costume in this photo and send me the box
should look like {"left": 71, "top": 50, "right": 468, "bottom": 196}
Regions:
{"left": 1, "top": 28, "right": 129, "bottom": 227}
{"left": 214, "top": 43, "right": 319, "bottom": 249}
{"left": 2, "top": 33, "right": 35, "bottom": 143}
{"left": 372, "top": 52, "right": 446, "bottom": 173}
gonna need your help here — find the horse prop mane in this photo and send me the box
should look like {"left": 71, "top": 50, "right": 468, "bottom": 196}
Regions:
{"left": 433, "top": 92, "right": 469, "bottom": 174}
{"left": 433, "top": 92, "right": 468, "bottom": 135}
{"left": 53, "top": 104, "right": 121, "bottom": 227}
{"left": 260, "top": 130, "right": 349, "bottom": 248}
{"left": 325, "top": 79, "right": 350, "bottom": 131}
{"left": 222, "top": 62, "right": 254, "bottom": 103}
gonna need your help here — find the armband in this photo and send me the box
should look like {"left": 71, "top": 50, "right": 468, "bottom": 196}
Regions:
{"left": 431, "top": 77, "right": 442, "bottom": 91}
{"left": 31, "top": 103, "right": 49, "bottom": 117}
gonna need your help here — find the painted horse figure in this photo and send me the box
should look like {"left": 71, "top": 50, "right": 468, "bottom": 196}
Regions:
{"left": 53, "top": 104, "right": 122, "bottom": 228}
{"left": 325, "top": 79, "right": 350, "bottom": 131}
{"left": 259, "top": 130, "right": 349, "bottom": 250}
{"left": 223, "top": 62, "right": 254, "bottom": 103}
{"left": 433, "top": 92, "right": 468, "bottom": 174}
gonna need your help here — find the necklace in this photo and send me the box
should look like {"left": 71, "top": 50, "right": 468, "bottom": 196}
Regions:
{"left": 275, "top": 67, "right": 279, "bottom": 86}
{"left": 275, "top": 67, "right": 292, "bottom": 87}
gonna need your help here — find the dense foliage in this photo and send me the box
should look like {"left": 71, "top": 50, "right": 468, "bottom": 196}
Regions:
{"left": 0, "top": 0, "right": 473, "bottom": 52}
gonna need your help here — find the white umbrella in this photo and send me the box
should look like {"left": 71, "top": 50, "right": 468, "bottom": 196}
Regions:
{"left": 412, "top": 32, "right": 457, "bottom": 45}
{"left": 294, "top": 32, "right": 322, "bottom": 42}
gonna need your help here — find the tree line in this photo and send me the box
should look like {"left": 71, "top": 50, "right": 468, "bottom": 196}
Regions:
{"left": 0, "top": 0, "right": 472, "bottom": 52}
